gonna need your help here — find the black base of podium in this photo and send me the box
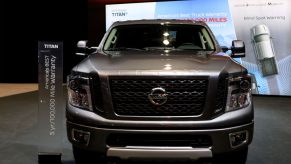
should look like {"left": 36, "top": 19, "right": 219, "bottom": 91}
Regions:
{"left": 38, "top": 153, "right": 62, "bottom": 164}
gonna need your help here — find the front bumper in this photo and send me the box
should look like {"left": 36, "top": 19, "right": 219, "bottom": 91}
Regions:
{"left": 66, "top": 102, "right": 254, "bottom": 159}
{"left": 67, "top": 120, "right": 253, "bottom": 159}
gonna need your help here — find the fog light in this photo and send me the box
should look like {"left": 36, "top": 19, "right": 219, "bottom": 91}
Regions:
{"left": 72, "top": 129, "right": 90, "bottom": 145}
{"left": 229, "top": 131, "right": 248, "bottom": 148}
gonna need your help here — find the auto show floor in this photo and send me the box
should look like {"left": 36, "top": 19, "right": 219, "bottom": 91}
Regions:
{"left": 0, "top": 83, "right": 38, "bottom": 97}
{"left": 0, "top": 91, "right": 290, "bottom": 164}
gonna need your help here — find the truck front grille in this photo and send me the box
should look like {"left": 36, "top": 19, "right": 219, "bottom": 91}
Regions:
{"left": 110, "top": 78, "right": 208, "bottom": 116}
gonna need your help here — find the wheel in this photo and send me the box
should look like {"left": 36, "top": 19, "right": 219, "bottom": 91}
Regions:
{"left": 73, "top": 146, "right": 107, "bottom": 164}
{"left": 213, "top": 147, "right": 248, "bottom": 164}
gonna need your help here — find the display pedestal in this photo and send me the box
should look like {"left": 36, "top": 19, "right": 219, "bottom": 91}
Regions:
{"left": 38, "top": 153, "right": 62, "bottom": 164}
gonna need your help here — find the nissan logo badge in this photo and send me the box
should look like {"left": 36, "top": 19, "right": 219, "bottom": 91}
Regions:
{"left": 148, "top": 87, "right": 168, "bottom": 106}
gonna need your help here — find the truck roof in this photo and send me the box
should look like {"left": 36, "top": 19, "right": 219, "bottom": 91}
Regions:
{"left": 111, "top": 19, "right": 208, "bottom": 27}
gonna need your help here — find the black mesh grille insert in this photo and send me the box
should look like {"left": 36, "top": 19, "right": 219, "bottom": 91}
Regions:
{"left": 107, "top": 134, "right": 212, "bottom": 148}
{"left": 214, "top": 75, "right": 228, "bottom": 114}
{"left": 110, "top": 78, "right": 208, "bottom": 116}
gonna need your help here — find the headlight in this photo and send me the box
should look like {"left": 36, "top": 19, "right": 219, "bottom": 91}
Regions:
{"left": 67, "top": 75, "right": 93, "bottom": 111}
{"left": 226, "top": 75, "right": 252, "bottom": 112}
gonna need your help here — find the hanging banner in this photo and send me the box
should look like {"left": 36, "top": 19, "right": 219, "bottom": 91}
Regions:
{"left": 106, "top": 0, "right": 236, "bottom": 47}
{"left": 38, "top": 41, "right": 63, "bottom": 163}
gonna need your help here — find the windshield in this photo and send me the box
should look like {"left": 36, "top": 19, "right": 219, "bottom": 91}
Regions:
{"left": 103, "top": 24, "right": 215, "bottom": 51}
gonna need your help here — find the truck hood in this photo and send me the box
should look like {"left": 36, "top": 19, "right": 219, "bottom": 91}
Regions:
{"left": 73, "top": 50, "right": 245, "bottom": 76}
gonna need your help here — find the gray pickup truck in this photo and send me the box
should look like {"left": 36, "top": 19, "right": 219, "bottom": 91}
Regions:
{"left": 66, "top": 20, "right": 254, "bottom": 164}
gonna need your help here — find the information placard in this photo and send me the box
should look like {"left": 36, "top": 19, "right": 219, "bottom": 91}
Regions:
{"left": 38, "top": 41, "right": 63, "bottom": 163}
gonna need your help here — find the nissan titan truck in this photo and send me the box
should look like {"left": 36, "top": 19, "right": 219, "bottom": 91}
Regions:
{"left": 66, "top": 20, "right": 254, "bottom": 164}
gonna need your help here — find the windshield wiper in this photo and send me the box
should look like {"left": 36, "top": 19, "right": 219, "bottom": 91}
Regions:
{"left": 143, "top": 47, "right": 176, "bottom": 51}
{"left": 176, "top": 48, "right": 215, "bottom": 51}
{"left": 107, "top": 47, "right": 144, "bottom": 51}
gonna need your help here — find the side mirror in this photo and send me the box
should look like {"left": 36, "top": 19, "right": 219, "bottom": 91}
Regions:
{"left": 76, "top": 40, "right": 98, "bottom": 56}
{"left": 231, "top": 40, "right": 245, "bottom": 58}
{"left": 76, "top": 40, "right": 88, "bottom": 56}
